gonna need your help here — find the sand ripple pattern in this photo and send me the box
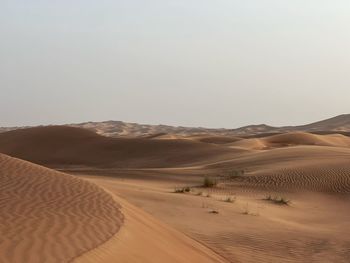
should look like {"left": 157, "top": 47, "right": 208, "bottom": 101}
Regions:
{"left": 237, "top": 163, "right": 350, "bottom": 193}
{"left": 0, "top": 154, "right": 123, "bottom": 263}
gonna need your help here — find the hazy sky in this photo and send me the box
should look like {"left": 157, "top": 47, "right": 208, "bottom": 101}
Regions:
{"left": 1, "top": 1, "right": 350, "bottom": 128}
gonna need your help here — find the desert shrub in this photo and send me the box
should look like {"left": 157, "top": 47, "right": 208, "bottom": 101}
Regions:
{"left": 184, "top": 187, "right": 191, "bottom": 192}
{"left": 174, "top": 187, "right": 191, "bottom": 193}
{"left": 264, "top": 195, "right": 290, "bottom": 205}
{"left": 203, "top": 176, "right": 217, "bottom": 188}
{"left": 223, "top": 196, "right": 235, "bottom": 203}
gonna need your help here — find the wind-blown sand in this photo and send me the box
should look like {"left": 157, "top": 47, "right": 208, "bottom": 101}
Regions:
{"left": 0, "top": 153, "right": 123, "bottom": 263}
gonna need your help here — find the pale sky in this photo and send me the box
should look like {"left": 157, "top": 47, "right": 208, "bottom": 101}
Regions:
{"left": 1, "top": 0, "right": 350, "bottom": 128}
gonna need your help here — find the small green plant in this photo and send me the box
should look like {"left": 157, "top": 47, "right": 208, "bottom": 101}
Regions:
{"left": 203, "top": 176, "right": 217, "bottom": 188}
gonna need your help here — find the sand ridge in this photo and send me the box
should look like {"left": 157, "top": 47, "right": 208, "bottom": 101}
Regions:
{"left": 229, "top": 132, "right": 350, "bottom": 150}
{"left": 0, "top": 153, "right": 123, "bottom": 263}
{"left": 0, "top": 126, "right": 238, "bottom": 169}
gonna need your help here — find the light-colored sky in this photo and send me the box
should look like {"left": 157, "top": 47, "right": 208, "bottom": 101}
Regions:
{"left": 1, "top": 1, "right": 350, "bottom": 128}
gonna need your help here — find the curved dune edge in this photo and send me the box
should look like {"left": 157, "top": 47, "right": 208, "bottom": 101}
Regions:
{"left": 230, "top": 132, "right": 350, "bottom": 150}
{"left": 74, "top": 194, "right": 228, "bottom": 263}
{"left": 0, "top": 154, "right": 123, "bottom": 263}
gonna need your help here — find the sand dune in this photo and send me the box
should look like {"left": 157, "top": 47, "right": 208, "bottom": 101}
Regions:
{"left": 0, "top": 126, "right": 239, "bottom": 169}
{"left": 208, "top": 145, "right": 350, "bottom": 194}
{"left": 80, "top": 169, "right": 350, "bottom": 263}
{"left": 75, "top": 194, "right": 227, "bottom": 263}
{"left": 188, "top": 135, "right": 243, "bottom": 145}
{"left": 0, "top": 153, "right": 123, "bottom": 263}
{"left": 230, "top": 132, "right": 350, "bottom": 150}
{"left": 2, "top": 114, "right": 350, "bottom": 137}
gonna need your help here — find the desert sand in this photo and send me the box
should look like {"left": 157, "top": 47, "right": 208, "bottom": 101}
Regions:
{"left": 0, "top": 153, "right": 123, "bottom": 263}
{"left": 1, "top": 123, "right": 350, "bottom": 262}
{"left": 0, "top": 153, "right": 227, "bottom": 263}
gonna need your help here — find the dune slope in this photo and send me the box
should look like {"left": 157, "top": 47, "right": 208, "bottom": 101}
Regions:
{"left": 0, "top": 153, "right": 123, "bottom": 263}
{"left": 75, "top": 194, "right": 228, "bottom": 263}
{"left": 230, "top": 132, "right": 350, "bottom": 150}
{"left": 0, "top": 126, "right": 239, "bottom": 169}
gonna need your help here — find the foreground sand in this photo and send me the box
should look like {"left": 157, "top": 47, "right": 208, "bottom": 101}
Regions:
{"left": 75, "top": 194, "right": 227, "bottom": 263}
{"left": 0, "top": 153, "right": 227, "bottom": 263}
{"left": 81, "top": 169, "right": 350, "bottom": 263}
{"left": 76, "top": 141, "right": 350, "bottom": 262}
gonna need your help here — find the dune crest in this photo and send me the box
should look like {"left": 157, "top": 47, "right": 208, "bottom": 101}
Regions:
{"left": 230, "top": 132, "right": 350, "bottom": 150}
{"left": 0, "top": 126, "right": 238, "bottom": 169}
{"left": 0, "top": 154, "right": 123, "bottom": 263}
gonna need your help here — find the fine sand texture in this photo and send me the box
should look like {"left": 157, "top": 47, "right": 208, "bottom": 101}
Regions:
{"left": 75, "top": 194, "right": 228, "bottom": 263}
{"left": 0, "top": 153, "right": 123, "bottom": 263}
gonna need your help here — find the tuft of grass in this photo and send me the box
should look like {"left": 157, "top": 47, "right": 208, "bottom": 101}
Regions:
{"left": 223, "top": 196, "right": 236, "bottom": 203}
{"left": 203, "top": 176, "right": 217, "bottom": 188}
{"left": 264, "top": 195, "right": 290, "bottom": 205}
{"left": 174, "top": 187, "right": 191, "bottom": 193}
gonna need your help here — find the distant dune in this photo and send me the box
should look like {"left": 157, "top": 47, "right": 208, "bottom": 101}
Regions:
{"left": 230, "top": 132, "right": 350, "bottom": 150}
{"left": 0, "top": 153, "right": 122, "bottom": 263}
{"left": 2, "top": 114, "right": 350, "bottom": 137}
{"left": 208, "top": 145, "right": 350, "bottom": 193}
{"left": 0, "top": 126, "right": 239, "bottom": 169}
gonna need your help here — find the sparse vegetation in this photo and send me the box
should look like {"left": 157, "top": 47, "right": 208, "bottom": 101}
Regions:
{"left": 222, "top": 196, "right": 236, "bottom": 203}
{"left": 242, "top": 203, "right": 259, "bottom": 216}
{"left": 264, "top": 195, "right": 290, "bottom": 205}
{"left": 242, "top": 203, "right": 250, "bottom": 215}
{"left": 174, "top": 186, "right": 191, "bottom": 193}
{"left": 227, "top": 170, "right": 245, "bottom": 179}
{"left": 203, "top": 176, "right": 217, "bottom": 188}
